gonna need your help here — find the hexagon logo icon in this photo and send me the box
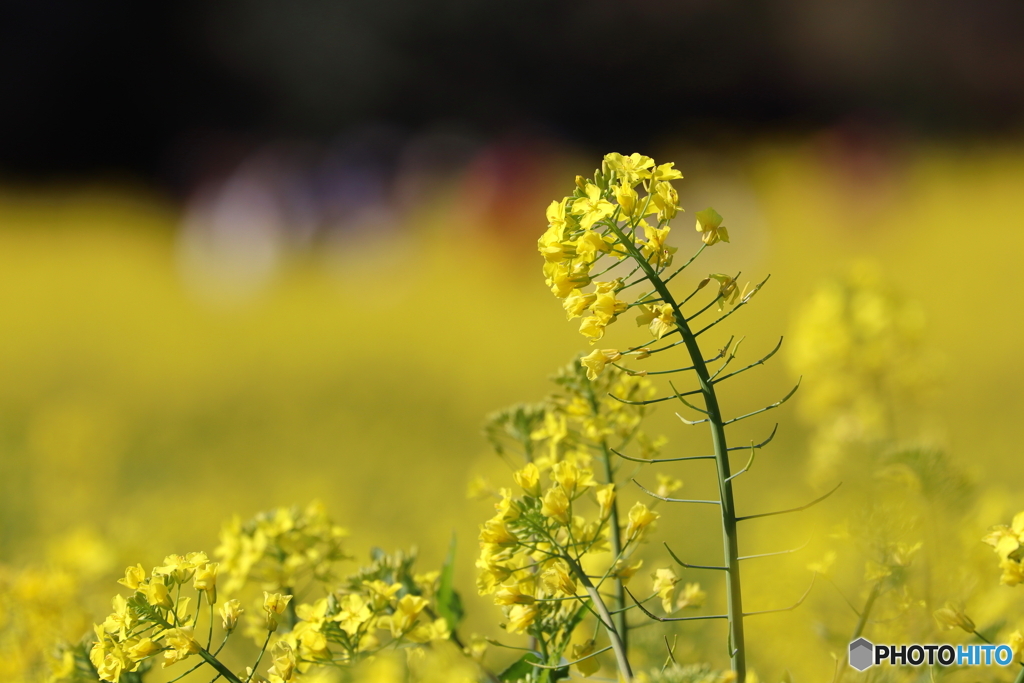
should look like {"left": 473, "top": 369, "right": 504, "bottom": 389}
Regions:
{"left": 849, "top": 638, "right": 874, "bottom": 671}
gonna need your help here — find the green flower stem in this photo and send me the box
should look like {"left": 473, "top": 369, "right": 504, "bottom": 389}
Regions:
{"left": 150, "top": 612, "right": 244, "bottom": 683}
{"left": 601, "top": 442, "right": 629, "bottom": 652}
{"left": 583, "top": 377, "right": 630, "bottom": 654}
{"left": 834, "top": 580, "right": 881, "bottom": 683}
{"left": 246, "top": 632, "right": 273, "bottom": 683}
{"left": 564, "top": 555, "right": 633, "bottom": 682}
{"left": 607, "top": 220, "right": 748, "bottom": 682}
{"left": 971, "top": 629, "right": 1024, "bottom": 672}
{"left": 195, "top": 649, "right": 240, "bottom": 683}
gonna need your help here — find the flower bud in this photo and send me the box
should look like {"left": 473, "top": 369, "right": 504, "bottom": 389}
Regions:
{"left": 513, "top": 463, "right": 541, "bottom": 497}
{"left": 220, "top": 599, "right": 243, "bottom": 632}
{"left": 263, "top": 592, "right": 293, "bottom": 632}
{"left": 193, "top": 562, "right": 219, "bottom": 604}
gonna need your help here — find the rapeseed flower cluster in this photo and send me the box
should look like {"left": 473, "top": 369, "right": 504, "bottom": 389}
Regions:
{"left": 216, "top": 500, "right": 350, "bottom": 597}
{"left": 780, "top": 272, "right": 1024, "bottom": 681}
{"left": 538, "top": 155, "right": 741, "bottom": 365}
{"left": 985, "top": 511, "right": 1024, "bottom": 587}
{"left": 525, "top": 154, "right": 754, "bottom": 681}
{"left": 538, "top": 153, "right": 739, "bottom": 359}
{"left": 479, "top": 361, "right": 679, "bottom": 678}
{"left": 89, "top": 552, "right": 221, "bottom": 682}
{"left": 270, "top": 547, "right": 453, "bottom": 670}
{"left": 786, "top": 265, "right": 932, "bottom": 485}
{"left": 219, "top": 505, "right": 461, "bottom": 678}
{"left": 475, "top": 455, "right": 654, "bottom": 676}
{"left": 83, "top": 503, "right": 467, "bottom": 683}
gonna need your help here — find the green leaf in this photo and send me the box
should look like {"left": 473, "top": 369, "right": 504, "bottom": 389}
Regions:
{"left": 499, "top": 653, "right": 541, "bottom": 683}
{"left": 498, "top": 652, "right": 569, "bottom": 683}
{"left": 436, "top": 533, "right": 465, "bottom": 630}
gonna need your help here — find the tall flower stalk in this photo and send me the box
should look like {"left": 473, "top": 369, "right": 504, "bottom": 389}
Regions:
{"left": 536, "top": 153, "right": 834, "bottom": 682}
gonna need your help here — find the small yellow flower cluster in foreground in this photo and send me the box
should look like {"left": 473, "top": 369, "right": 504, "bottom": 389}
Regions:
{"left": 90, "top": 552, "right": 219, "bottom": 682}
{"left": 217, "top": 506, "right": 453, "bottom": 671}
{"left": 216, "top": 500, "right": 350, "bottom": 597}
{"left": 478, "top": 360, "right": 678, "bottom": 677}
{"left": 477, "top": 458, "right": 642, "bottom": 607}
{"left": 87, "top": 503, "right": 460, "bottom": 683}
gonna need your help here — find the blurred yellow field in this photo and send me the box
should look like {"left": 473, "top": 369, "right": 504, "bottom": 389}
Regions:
{"left": 2, "top": 143, "right": 1024, "bottom": 682}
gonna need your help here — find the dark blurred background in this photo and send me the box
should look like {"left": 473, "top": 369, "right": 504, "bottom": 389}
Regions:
{"left": 4, "top": 0, "right": 1024, "bottom": 189}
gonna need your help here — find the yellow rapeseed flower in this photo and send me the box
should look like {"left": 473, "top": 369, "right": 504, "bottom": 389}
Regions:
{"left": 540, "top": 560, "right": 576, "bottom": 597}
{"left": 267, "top": 641, "right": 297, "bottom": 683}
{"left": 636, "top": 303, "right": 677, "bottom": 339}
{"left": 575, "top": 230, "right": 616, "bottom": 264}
{"left": 571, "top": 184, "right": 616, "bottom": 230}
{"left": 677, "top": 582, "right": 706, "bottom": 609}
{"left": 580, "top": 348, "right": 622, "bottom": 381}
{"left": 695, "top": 208, "right": 729, "bottom": 245}
{"left": 552, "top": 461, "right": 595, "bottom": 496}
{"left": 604, "top": 153, "right": 655, "bottom": 186}
{"left": 475, "top": 558, "right": 512, "bottom": 595}
{"left": 193, "top": 562, "right": 219, "bottom": 604}
{"left": 1009, "top": 630, "right": 1023, "bottom": 664}
{"left": 102, "top": 594, "right": 135, "bottom": 640}
{"left": 538, "top": 224, "right": 575, "bottom": 264}
{"left": 160, "top": 627, "right": 199, "bottom": 668}
{"left": 595, "top": 483, "right": 616, "bottom": 519}
{"left": 708, "top": 274, "right": 740, "bottom": 310}
{"left": 541, "top": 487, "right": 570, "bottom": 525}
{"left": 513, "top": 462, "right": 541, "bottom": 496}
{"left": 999, "top": 558, "right": 1024, "bottom": 586}
{"left": 125, "top": 637, "right": 160, "bottom": 662}
{"left": 140, "top": 576, "right": 173, "bottom": 609}
{"left": 220, "top": 599, "right": 243, "bottom": 631}
{"left": 650, "top": 162, "right": 684, "bottom": 181}
{"left": 117, "top": 564, "right": 146, "bottom": 591}
{"left": 651, "top": 181, "right": 681, "bottom": 220}
{"left": 613, "top": 181, "right": 647, "bottom": 222}
{"left": 91, "top": 642, "right": 129, "bottom": 683}
{"left": 639, "top": 223, "right": 677, "bottom": 268}
{"left": 544, "top": 261, "right": 592, "bottom": 299}
{"left": 506, "top": 603, "right": 539, "bottom": 634}
{"left": 479, "top": 518, "right": 519, "bottom": 547}
{"left": 153, "top": 552, "right": 208, "bottom": 585}
{"left": 336, "top": 593, "right": 373, "bottom": 636}
{"left": 263, "top": 592, "right": 293, "bottom": 632}
{"left": 363, "top": 579, "right": 403, "bottom": 610}
{"left": 611, "top": 558, "right": 643, "bottom": 585}
{"left": 655, "top": 473, "right": 683, "bottom": 498}
{"left": 572, "top": 639, "right": 601, "bottom": 677}
{"left": 546, "top": 198, "right": 571, "bottom": 233}
{"left": 494, "top": 488, "right": 521, "bottom": 522}
{"left": 563, "top": 289, "right": 597, "bottom": 320}
{"left": 625, "top": 502, "right": 659, "bottom": 540}
{"left": 494, "top": 584, "right": 536, "bottom": 606}
{"left": 652, "top": 568, "right": 678, "bottom": 612}
{"left": 390, "top": 594, "right": 429, "bottom": 637}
